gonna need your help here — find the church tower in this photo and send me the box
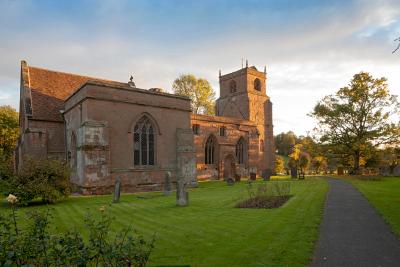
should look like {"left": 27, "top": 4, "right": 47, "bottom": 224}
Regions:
{"left": 216, "top": 63, "right": 275, "bottom": 172}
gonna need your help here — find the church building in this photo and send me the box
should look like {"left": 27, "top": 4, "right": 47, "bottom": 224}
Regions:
{"left": 15, "top": 60, "right": 274, "bottom": 194}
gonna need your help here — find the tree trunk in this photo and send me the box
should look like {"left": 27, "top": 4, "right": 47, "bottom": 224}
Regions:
{"left": 353, "top": 151, "right": 361, "bottom": 175}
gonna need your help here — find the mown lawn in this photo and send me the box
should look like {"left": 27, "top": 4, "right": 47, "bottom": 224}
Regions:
{"left": 1, "top": 178, "right": 328, "bottom": 267}
{"left": 350, "top": 176, "right": 400, "bottom": 237}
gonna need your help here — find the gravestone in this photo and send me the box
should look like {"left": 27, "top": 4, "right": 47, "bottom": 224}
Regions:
{"left": 176, "top": 176, "right": 188, "bottom": 206}
{"left": 226, "top": 177, "right": 235, "bottom": 186}
{"left": 290, "top": 167, "right": 297, "bottom": 179}
{"left": 164, "top": 171, "right": 172, "bottom": 196}
{"left": 262, "top": 169, "right": 272, "bottom": 181}
{"left": 379, "top": 166, "right": 390, "bottom": 176}
{"left": 235, "top": 174, "right": 241, "bottom": 182}
{"left": 250, "top": 172, "right": 257, "bottom": 181}
{"left": 113, "top": 177, "right": 121, "bottom": 203}
{"left": 394, "top": 165, "right": 400, "bottom": 176}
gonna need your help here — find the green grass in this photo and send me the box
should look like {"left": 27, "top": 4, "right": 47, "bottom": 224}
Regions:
{"left": 349, "top": 176, "right": 400, "bottom": 238}
{"left": 1, "top": 179, "right": 328, "bottom": 267}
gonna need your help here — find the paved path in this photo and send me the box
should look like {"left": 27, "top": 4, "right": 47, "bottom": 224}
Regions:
{"left": 311, "top": 178, "right": 400, "bottom": 267}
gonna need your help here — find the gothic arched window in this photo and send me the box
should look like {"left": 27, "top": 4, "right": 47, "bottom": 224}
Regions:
{"left": 205, "top": 136, "right": 216, "bottom": 164}
{"left": 230, "top": 80, "right": 237, "bottom": 93}
{"left": 134, "top": 116, "right": 155, "bottom": 166}
{"left": 236, "top": 137, "right": 245, "bottom": 164}
{"left": 254, "top": 78, "right": 261, "bottom": 91}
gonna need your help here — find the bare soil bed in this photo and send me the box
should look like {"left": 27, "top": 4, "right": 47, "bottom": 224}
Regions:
{"left": 235, "top": 195, "right": 292, "bottom": 209}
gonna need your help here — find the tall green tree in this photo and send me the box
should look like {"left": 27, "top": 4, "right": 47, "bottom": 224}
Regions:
{"left": 310, "top": 72, "right": 400, "bottom": 174}
{"left": 172, "top": 74, "right": 216, "bottom": 115}
{"left": 0, "top": 105, "right": 19, "bottom": 160}
{"left": 274, "top": 131, "right": 297, "bottom": 156}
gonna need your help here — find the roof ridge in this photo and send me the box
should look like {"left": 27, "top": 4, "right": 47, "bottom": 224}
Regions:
{"left": 27, "top": 65, "right": 124, "bottom": 84}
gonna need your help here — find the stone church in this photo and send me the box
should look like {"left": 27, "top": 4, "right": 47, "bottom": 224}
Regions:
{"left": 15, "top": 60, "right": 274, "bottom": 194}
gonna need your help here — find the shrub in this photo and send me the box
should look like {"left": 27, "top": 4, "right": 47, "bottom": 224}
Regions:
{"left": 10, "top": 159, "right": 71, "bottom": 204}
{"left": 0, "top": 156, "right": 14, "bottom": 196}
{"left": 0, "top": 198, "right": 155, "bottom": 267}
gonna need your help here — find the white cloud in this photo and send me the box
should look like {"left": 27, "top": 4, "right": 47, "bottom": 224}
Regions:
{"left": 0, "top": 0, "right": 399, "bottom": 135}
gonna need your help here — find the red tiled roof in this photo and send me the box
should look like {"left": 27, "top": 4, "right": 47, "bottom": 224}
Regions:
{"left": 23, "top": 63, "right": 125, "bottom": 121}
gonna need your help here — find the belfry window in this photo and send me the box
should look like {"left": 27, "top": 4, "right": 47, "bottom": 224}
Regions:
{"left": 134, "top": 116, "right": 155, "bottom": 166}
{"left": 230, "top": 80, "right": 237, "bottom": 93}
{"left": 205, "top": 136, "right": 215, "bottom": 164}
{"left": 254, "top": 78, "right": 261, "bottom": 91}
{"left": 236, "top": 137, "right": 245, "bottom": 164}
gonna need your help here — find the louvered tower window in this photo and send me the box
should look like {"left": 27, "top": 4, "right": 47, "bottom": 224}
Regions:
{"left": 134, "top": 116, "right": 155, "bottom": 166}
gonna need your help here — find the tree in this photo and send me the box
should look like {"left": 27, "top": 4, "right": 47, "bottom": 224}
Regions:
{"left": 172, "top": 74, "right": 216, "bottom": 115}
{"left": 288, "top": 144, "right": 310, "bottom": 178}
{"left": 393, "top": 37, "right": 400, "bottom": 53}
{"left": 0, "top": 105, "right": 19, "bottom": 160}
{"left": 275, "top": 131, "right": 297, "bottom": 156}
{"left": 274, "top": 155, "right": 285, "bottom": 174}
{"left": 310, "top": 72, "right": 400, "bottom": 174}
{"left": 312, "top": 156, "right": 328, "bottom": 174}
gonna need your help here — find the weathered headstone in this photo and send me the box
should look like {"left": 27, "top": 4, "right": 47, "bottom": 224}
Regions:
{"left": 380, "top": 166, "right": 390, "bottom": 176}
{"left": 290, "top": 167, "right": 297, "bottom": 179}
{"left": 176, "top": 176, "right": 188, "bottom": 206}
{"left": 250, "top": 172, "right": 257, "bottom": 181}
{"left": 394, "top": 165, "right": 400, "bottom": 176}
{"left": 262, "top": 169, "right": 272, "bottom": 181}
{"left": 226, "top": 177, "right": 235, "bottom": 186}
{"left": 164, "top": 171, "right": 172, "bottom": 196}
{"left": 113, "top": 177, "right": 121, "bottom": 203}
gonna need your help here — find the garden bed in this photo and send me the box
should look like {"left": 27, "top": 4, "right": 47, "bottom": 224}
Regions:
{"left": 235, "top": 195, "right": 292, "bottom": 209}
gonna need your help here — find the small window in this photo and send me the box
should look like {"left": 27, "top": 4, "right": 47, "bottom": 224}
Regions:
{"left": 219, "top": 126, "right": 226, "bottom": 136}
{"left": 192, "top": 124, "right": 200, "bottom": 135}
{"left": 229, "top": 80, "right": 237, "bottom": 93}
{"left": 254, "top": 78, "right": 261, "bottom": 91}
{"left": 260, "top": 139, "right": 264, "bottom": 152}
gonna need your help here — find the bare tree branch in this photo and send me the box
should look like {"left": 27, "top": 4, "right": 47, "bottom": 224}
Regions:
{"left": 392, "top": 37, "right": 400, "bottom": 54}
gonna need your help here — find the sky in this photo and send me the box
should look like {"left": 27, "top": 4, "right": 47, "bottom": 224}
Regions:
{"left": 0, "top": 0, "right": 399, "bottom": 135}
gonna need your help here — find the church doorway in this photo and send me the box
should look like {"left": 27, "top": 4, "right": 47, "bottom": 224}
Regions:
{"left": 223, "top": 154, "right": 236, "bottom": 180}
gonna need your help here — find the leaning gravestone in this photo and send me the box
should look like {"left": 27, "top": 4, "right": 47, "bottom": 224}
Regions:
{"left": 262, "top": 169, "right": 272, "bottom": 181}
{"left": 226, "top": 177, "right": 235, "bottom": 186}
{"left": 113, "top": 177, "right": 121, "bottom": 203}
{"left": 164, "top": 171, "right": 172, "bottom": 196}
{"left": 290, "top": 167, "right": 297, "bottom": 179}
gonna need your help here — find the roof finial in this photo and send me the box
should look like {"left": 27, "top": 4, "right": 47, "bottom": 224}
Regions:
{"left": 219, "top": 69, "right": 221, "bottom": 78}
{"left": 264, "top": 66, "right": 266, "bottom": 74}
{"left": 128, "top": 75, "right": 136, "bottom": 88}
{"left": 241, "top": 58, "right": 244, "bottom": 69}
{"left": 246, "top": 59, "right": 248, "bottom": 68}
